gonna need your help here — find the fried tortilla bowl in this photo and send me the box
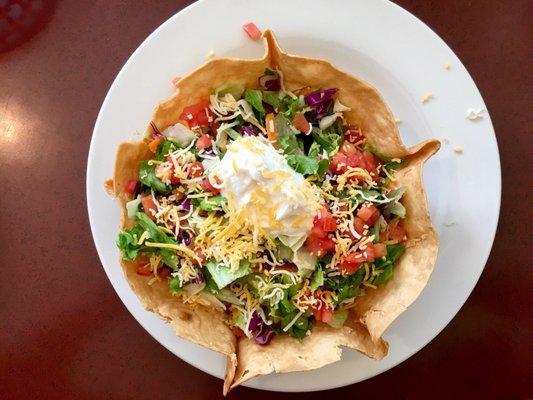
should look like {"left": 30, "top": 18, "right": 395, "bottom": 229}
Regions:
{"left": 108, "top": 30, "right": 440, "bottom": 394}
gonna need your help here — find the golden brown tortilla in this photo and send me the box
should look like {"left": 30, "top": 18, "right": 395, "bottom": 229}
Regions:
{"left": 112, "top": 142, "right": 236, "bottom": 358}
{"left": 108, "top": 30, "right": 439, "bottom": 394}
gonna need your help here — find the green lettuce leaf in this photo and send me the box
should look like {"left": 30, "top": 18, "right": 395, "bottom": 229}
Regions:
{"left": 216, "top": 84, "right": 244, "bottom": 99}
{"left": 281, "top": 96, "right": 300, "bottom": 120}
{"left": 372, "top": 243, "right": 406, "bottom": 285}
{"left": 310, "top": 267, "right": 324, "bottom": 292}
{"left": 317, "top": 159, "right": 330, "bottom": 178}
{"left": 373, "top": 264, "right": 393, "bottom": 285}
{"left": 206, "top": 259, "right": 251, "bottom": 289}
{"left": 325, "top": 268, "right": 365, "bottom": 304}
{"left": 139, "top": 160, "right": 169, "bottom": 193}
{"left": 169, "top": 276, "right": 183, "bottom": 294}
{"left": 286, "top": 154, "right": 319, "bottom": 175}
{"left": 326, "top": 310, "right": 348, "bottom": 329}
{"left": 311, "top": 126, "right": 343, "bottom": 154}
{"left": 156, "top": 140, "right": 179, "bottom": 160}
{"left": 262, "top": 91, "right": 282, "bottom": 109}
{"left": 136, "top": 212, "right": 179, "bottom": 268}
{"left": 199, "top": 195, "right": 227, "bottom": 211}
{"left": 244, "top": 89, "right": 264, "bottom": 113}
{"left": 116, "top": 224, "right": 144, "bottom": 261}
{"left": 275, "top": 114, "right": 302, "bottom": 156}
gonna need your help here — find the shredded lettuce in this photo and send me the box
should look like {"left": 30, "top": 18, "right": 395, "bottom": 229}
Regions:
{"left": 136, "top": 212, "right": 179, "bottom": 268}
{"left": 281, "top": 96, "right": 300, "bottom": 120}
{"left": 373, "top": 265, "right": 393, "bottom": 285}
{"left": 206, "top": 259, "right": 251, "bottom": 289}
{"left": 126, "top": 197, "right": 142, "bottom": 218}
{"left": 363, "top": 142, "right": 407, "bottom": 172}
{"left": 327, "top": 310, "right": 348, "bottom": 328}
{"left": 199, "top": 195, "right": 227, "bottom": 211}
{"left": 325, "top": 268, "right": 365, "bottom": 304}
{"left": 244, "top": 89, "right": 264, "bottom": 114}
{"left": 372, "top": 244, "right": 406, "bottom": 285}
{"left": 139, "top": 160, "right": 169, "bottom": 193}
{"left": 310, "top": 267, "right": 324, "bottom": 292}
{"left": 116, "top": 224, "right": 144, "bottom": 260}
{"left": 262, "top": 91, "right": 282, "bottom": 109}
{"left": 285, "top": 154, "right": 319, "bottom": 175}
{"left": 275, "top": 114, "right": 301, "bottom": 155}
{"left": 169, "top": 276, "right": 183, "bottom": 294}
{"left": 311, "top": 126, "right": 343, "bottom": 154}
{"left": 216, "top": 84, "right": 244, "bottom": 99}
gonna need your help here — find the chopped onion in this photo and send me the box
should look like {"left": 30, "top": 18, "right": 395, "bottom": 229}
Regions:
{"left": 162, "top": 123, "right": 197, "bottom": 146}
{"left": 333, "top": 99, "right": 351, "bottom": 112}
{"left": 319, "top": 113, "right": 342, "bottom": 130}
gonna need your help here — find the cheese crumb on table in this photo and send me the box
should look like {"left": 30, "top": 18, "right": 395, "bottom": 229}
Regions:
{"left": 466, "top": 108, "right": 485, "bottom": 120}
{"left": 444, "top": 63, "right": 451, "bottom": 70}
{"left": 421, "top": 93, "right": 434, "bottom": 103}
{"left": 454, "top": 146, "right": 463, "bottom": 154}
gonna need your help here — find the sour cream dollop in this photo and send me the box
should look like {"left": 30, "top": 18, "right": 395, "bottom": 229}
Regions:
{"left": 210, "top": 136, "right": 321, "bottom": 250}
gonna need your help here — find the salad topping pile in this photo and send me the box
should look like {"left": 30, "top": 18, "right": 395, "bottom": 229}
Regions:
{"left": 117, "top": 69, "right": 408, "bottom": 344}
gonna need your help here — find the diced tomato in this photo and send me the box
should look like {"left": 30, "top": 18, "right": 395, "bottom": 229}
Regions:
{"left": 372, "top": 243, "right": 387, "bottom": 259}
{"left": 169, "top": 171, "right": 180, "bottom": 185}
{"left": 362, "top": 150, "right": 378, "bottom": 171}
{"left": 292, "top": 113, "right": 311, "bottom": 133}
{"left": 355, "top": 243, "right": 387, "bottom": 263}
{"left": 125, "top": 179, "right": 138, "bottom": 195}
{"left": 344, "top": 127, "right": 365, "bottom": 143}
{"left": 345, "top": 151, "right": 364, "bottom": 169}
{"left": 311, "top": 305, "right": 322, "bottom": 320}
{"left": 305, "top": 235, "right": 335, "bottom": 258}
{"left": 363, "top": 245, "right": 375, "bottom": 263}
{"left": 357, "top": 204, "right": 380, "bottom": 225}
{"left": 340, "top": 141, "right": 358, "bottom": 155}
{"left": 313, "top": 207, "right": 337, "bottom": 232}
{"left": 310, "top": 225, "right": 328, "bottom": 239}
{"left": 342, "top": 216, "right": 366, "bottom": 240}
{"left": 354, "top": 217, "right": 366, "bottom": 235}
{"left": 320, "top": 307, "right": 334, "bottom": 323}
{"left": 242, "top": 22, "right": 262, "bottom": 41}
{"left": 311, "top": 304, "right": 334, "bottom": 323}
{"left": 179, "top": 100, "right": 212, "bottom": 127}
{"left": 158, "top": 267, "right": 172, "bottom": 278}
{"left": 195, "top": 109, "right": 209, "bottom": 126}
{"left": 141, "top": 195, "right": 158, "bottom": 220}
{"left": 231, "top": 326, "right": 246, "bottom": 338}
{"left": 388, "top": 220, "right": 407, "bottom": 242}
{"left": 188, "top": 161, "right": 204, "bottom": 178}
{"left": 340, "top": 252, "right": 363, "bottom": 275}
{"left": 329, "top": 152, "right": 348, "bottom": 174}
{"left": 202, "top": 179, "right": 220, "bottom": 194}
{"left": 136, "top": 263, "right": 152, "bottom": 276}
{"left": 196, "top": 134, "right": 212, "bottom": 149}
{"left": 148, "top": 136, "right": 163, "bottom": 153}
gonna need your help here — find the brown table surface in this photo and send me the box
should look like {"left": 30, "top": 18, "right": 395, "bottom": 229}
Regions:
{"left": 1, "top": 0, "right": 531, "bottom": 398}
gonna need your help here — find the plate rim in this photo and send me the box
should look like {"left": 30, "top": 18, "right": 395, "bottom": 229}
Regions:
{"left": 86, "top": 0, "right": 501, "bottom": 392}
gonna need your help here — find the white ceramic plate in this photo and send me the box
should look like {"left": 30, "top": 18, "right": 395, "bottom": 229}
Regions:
{"left": 87, "top": 0, "right": 500, "bottom": 392}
